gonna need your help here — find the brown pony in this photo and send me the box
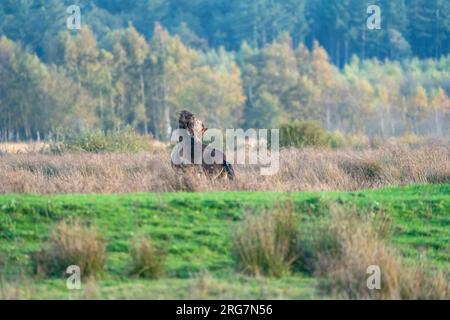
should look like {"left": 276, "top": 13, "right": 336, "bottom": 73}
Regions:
{"left": 172, "top": 110, "right": 235, "bottom": 180}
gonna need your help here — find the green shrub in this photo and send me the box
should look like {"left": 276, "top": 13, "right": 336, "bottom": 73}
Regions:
{"left": 329, "top": 131, "right": 347, "bottom": 149}
{"left": 396, "top": 133, "right": 426, "bottom": 148}
{"left": 50, "top": 127, "right": 152, "bottom": 154}
{"left": 280, "top": 120, "right": 331, "bottom": 148}
{"left": 346, "top": 133, "right": 370, "bottom": 150}
{"left": 231, "top": 205, "right": 299, "bottom": 277}
{"left": 130, "top": 236, "right": 166, "bottom": 279}
{"left": 295, "top": 220, "right": 341, "bottom": 274}
{"left": 0, "top": 214, "right": 16, "bottom": 240}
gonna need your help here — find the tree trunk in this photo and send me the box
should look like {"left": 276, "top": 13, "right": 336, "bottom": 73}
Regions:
{"left": 380, "top": 112, "right": 385, "bottom": 138}
{"left": 336, "top": 39, "right": 340, "bottom": 67}
{"left": 99, "top": 90, "right": 104, "bottom": 124}
{"left": 140, "top": 72, "right": 148, "bottom": 135}
{"left": 385, "top": 104, "right": 394, "bottom": 136}
{"left": 344, "top": 38, "right": 349, "bottom": 65}
{"left": 361, "top": 28, "right": 366, "bottom": 60}
{"left": 326, "top": 105, "right": 331, "bottom": 131}
{"left": 434, "top": 106, "right": 441, "bottom": 136}
{"left": 109, "top": 92, "right": 115, "bottom": 130}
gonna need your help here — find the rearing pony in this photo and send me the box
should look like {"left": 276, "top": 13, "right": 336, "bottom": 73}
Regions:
{"left": 172, "top": 110, "right": 235, "bottom": 180}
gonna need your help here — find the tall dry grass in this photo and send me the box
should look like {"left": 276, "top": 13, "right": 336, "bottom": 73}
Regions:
{"left": 32, "top": 220, "right": 106, "bottom": 278}
{"left": 0, "top": 144, "right": 448, "bottom": 193}
{"left": 0, "top": 142, "right": 48, "bottom": 154}
{"left": 129, "top": 236, "right": 166, "bottom": 279}
{"left": 231, "top": 206, "right": 299, "bottom": 277}
{"left": 230, "top": 204, "right": 449, "bottom": 299}
{"left": 309, "top": 209, "right": 449, "bottom": 299}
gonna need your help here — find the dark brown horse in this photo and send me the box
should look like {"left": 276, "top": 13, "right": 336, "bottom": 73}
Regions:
{"left": 172, "top": 110, "right": 235, "bottom": 180}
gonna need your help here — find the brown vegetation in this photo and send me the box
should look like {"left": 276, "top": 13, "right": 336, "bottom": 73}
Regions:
{"left": 232, "top": 205, "right": 449, "bottom": 299}
{"left": 231, "top": 205, "right": 299, "bottom": 277}
{"left": 0, "top": 144, "right": 448, "bottom": 194}
{"left": 32, "top": 220, "right": 106, "bottom": 277}
{"left": 312, "top": 210, "right": 450, "bottom": 299}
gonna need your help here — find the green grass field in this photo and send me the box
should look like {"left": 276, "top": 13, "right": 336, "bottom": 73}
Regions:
{"left": 0, "top": 184, "right": 449, "bottom": 299}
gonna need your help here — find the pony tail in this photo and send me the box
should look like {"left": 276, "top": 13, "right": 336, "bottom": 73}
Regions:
{"left": 223, "top": 161, "right": 235, "bottom": 180}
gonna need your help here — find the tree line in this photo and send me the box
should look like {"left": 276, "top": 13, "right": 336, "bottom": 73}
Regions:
{"left": 0, "top": 25, "right": 245, "bottom": 140}
{"left": 0, "top": 0, "right": 449, "bottom": 141}
{"left": 1, "top": 24, "right": 449, "bottom": 141}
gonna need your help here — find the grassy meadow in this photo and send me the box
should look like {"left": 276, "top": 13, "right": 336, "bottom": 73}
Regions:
{"left": 1, "top": 183, "right": 448, "bottom": 299}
